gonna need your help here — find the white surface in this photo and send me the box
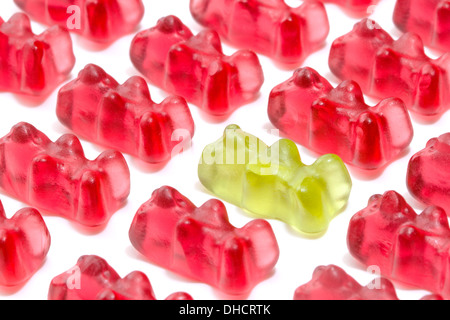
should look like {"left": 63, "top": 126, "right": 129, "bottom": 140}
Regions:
{"left": 0, "top": 0, "right": 445, "bottom": 300}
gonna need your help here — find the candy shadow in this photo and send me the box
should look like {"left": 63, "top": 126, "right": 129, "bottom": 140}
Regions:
{"left": 0, "top": 283, "right": 26, "bottom": 296}
{"left": 129, "top": 157, "right": 170, "bottom": 174}
{"left": 125, "top": 245, "right": 209, "bottom": 285}
{"left": 410, "top": 112, "right": 444, "bottom": 125}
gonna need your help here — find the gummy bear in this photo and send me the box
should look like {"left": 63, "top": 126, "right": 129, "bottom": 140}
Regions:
{"left": 14, "top": 0, "right": 144, "bottom": 44}
{"left": 189, "top": 0, "right": 329, "bottom": 68}
{"left": 48, "top": 255, "right": 193, "bottom": 300}
{"left": 57, "top": 64, "right": 195, "bottom": 164}
{"left": 128, "top": 186, "right": 279, "bottom": 296}
{"left": 0, "top": 13, "right": 75, "bottom": 97}
{"left": 0, "top": 201, "right": 50, "bottom": 287}
{"left": 315, "top": 0, "right": 380, "bottom": 15}
{"left": 130, "top": 15, "right": 264, "bottom": 117}
{"left": 347, "top": 191, "right": 450, "bottom": 299}
{"left": 329, "top": 19, "right": 450, "bottom": 117}
{"left": 294, "top": 265, "right": 399, "bottom": 300}
{"left": 198, "top": 124, "right": 352, "bottom": 235}
{"left": 407, "top": 133, "right": 450, "bottom": 216}
{"left": 394, "top": 0, "right": 450, "bottom": 52}
{"left": 268, "top": 67, "right": 413, "bottom": 170}
{"left": 0, "top": 122, "right": 130, "bottom": 227}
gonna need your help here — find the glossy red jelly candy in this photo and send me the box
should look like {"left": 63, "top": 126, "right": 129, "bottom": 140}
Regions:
{"left": 189, "top": 0, "right": 329, "bottom": 68}
{"left": 48, "top": 255, "right": 193, "bottom": 300}
{"left": 57, "top": 64, "right": 195, "bottom": 164}
{"left": 407, "top": 133, "right": 450, "bottom": 216}
{"left": 329, "top": 19, "right": 450, "bottom": 117}
{"left": 0, "top": 13, "right": 75, "bottom": 97}
{"left": 0, "top": 201, "right": 50, "bottom": 287}
{"left": 294, "top": 265, "right": 399, "bottom": 300}
{"left": 14, "top": 0, "right": 144, "bottom": 44}
{"left": 128, "top": 186, "right": 280, "bottom": 295}
{"left": 394, "top": 0, "right": 450, "bottom": 52}
{"left": 317, "top": 0, "right": 380, "bottom": 15}
{"left": 130, "top": 15, "right": 264, "bottom": 117}
{"left": 268, "top": 67, "right": 413, "bottom": 170}
{"left": 347, "top": 191, "right": 450, "bottom": 298}
{"left": 0, "top": 122, "right": 130, "bottom": 227}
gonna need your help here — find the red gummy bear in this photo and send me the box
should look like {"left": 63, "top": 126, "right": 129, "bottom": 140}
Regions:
{"left": 189, "top": 0, "right": 329, "bottom": 68}
{"left": 0, "top": 201, "right": 50, "bottom": 287}
{"left": 0, "top": 122, "right": 130, "bottom": 227}
{"left": 294, "top": 265, "right": 399, "bottom": 300}
{"left": 130, "top": 15, "right": 264, "bottom": 117}
{"left": 57, "top": 64, "right": 195, "bottom": 164}
{"left": 407, "top": 133, "right": 450, "bottom": 216}
{"left": 268, "top": 67, "right": 413, "bottom": 170}
{"left": 329, "top": 19, "right": 450, "bottom": 117}
{"left": 0, "top": 13, "right": 75, "bottom": 97}
{"left": 316, "top": 0, "right": 380, "bottom": 15}
{"left": 128, "top": 186, "right": 280, "bottom": 296}
{"left": 347, "top": 191, "right": 450, "bottom": 298}
{"left": 14, "top": 0, "right": 144, "bottom": 44}
{"left": 394, "top": 0, "right": 450, "bottom": 52}
{"left": 48, "top": 255, "right": 193, "bottom": 300}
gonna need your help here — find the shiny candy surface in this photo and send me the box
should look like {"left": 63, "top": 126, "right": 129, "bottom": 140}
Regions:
{"left": 347, "top": 191, "right": 450, "bottom": 298}
{"left": 198, "top": 124, "right": 352, "bottom": 235}
{"left": 14, "top": 0, "right": 144, "bottom": 43}
{"left": 57, "top": 64, "right": 195, "bottom": 164}
{"left": 268, "top": 67, "right": 413, "bottom": 170}
{"left": 130, "top": 15, "right": 264, "bottom": 117}
{"left": 190, "top": 0, "right": 329, "bottom": 68}
{"left": 0, "top": 122, "right": 130, "bottom": 227}
{"left": 329, "top": 19, "right": 450, "bottom": 117}
{"left": 48, "top": 255, "right": 193, "bottom": 300}
{"left": 0, "top": 13, "right": 75, "bottom": 97}
{"left": 129, "top": 186, "right": 280, "bottom": 296}
{"left": 0, "top": 201, "right": 50, "bottom": 287}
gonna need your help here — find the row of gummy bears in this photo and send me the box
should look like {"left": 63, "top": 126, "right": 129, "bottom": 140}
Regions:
{"left": 1, "top": 0, "right": 450, "bottom": 300}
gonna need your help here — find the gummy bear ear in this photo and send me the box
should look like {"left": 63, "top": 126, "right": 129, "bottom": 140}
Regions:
{"left": 78, "top": 64, "right": 110, "bottom": 85}
{"left": 379, "top": 190, "right": 413, "bottom": 218}
{"left": 394, "top": 33, "right": 425, "bottom": 57}
{"left": 293, "top": 67, "right": 327, "bottom": 89}
{"left": 271, "top": 139, "right": 302, "bottom": 167}
{"left": 4, "top": 13, "right": 32, "bottom": 35}
{"left": 150, "top": 186, "right": 195, "bottom": 211}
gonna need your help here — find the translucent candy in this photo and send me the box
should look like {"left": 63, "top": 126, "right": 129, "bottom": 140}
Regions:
{"left": 347, "top": 191, "right": 450, "bottom": 298}
{"left": 0, "top": 201, "right": 50, "bottom": 287}
{"left": 57, "top": 64, "right": 195, "bottom": 164}
{"left": 128, "top": 186, "right": 279, "bottom": 296}
{"left": 0, "top": 13, "right": 75, "bottom": 96}
{"left": 294, "top": 265, "right": 399, "bottom": 300}
{"left": 14, "top": 0, "right": 144, "bottom": 44}
{"left": 329, "top": 19, "right": 450, "bottom": 117}
{"left": 407, "top": 133, "right": 450, "bottom": 216}
{"left": 48, "top": 255, "right": 193, "bottom": 300}
{"left": 394, "top": 0, "right": 450, "bottom": 52}
{"left": 268, "top": 67, "right": 413, "bottom": 170}
{"left": 130, "top": 15, "right": 264, "bottom": 117}
{"left": 0, "top": 122, "right": 130, "bottom": 227}
{"left": 189, "top": 0, "right": 329, "bottom": 68}
{"left": 198, "top": 124, "right": 352, "bottom": 235}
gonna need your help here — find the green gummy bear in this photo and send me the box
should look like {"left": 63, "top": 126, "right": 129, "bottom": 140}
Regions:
{"left": 198, "top": 124, "right": 352, "bottom": 235}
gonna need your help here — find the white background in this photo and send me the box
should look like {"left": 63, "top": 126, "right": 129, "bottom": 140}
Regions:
{"left": 0, "top": 0, "right": 447, "bottom": 300}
